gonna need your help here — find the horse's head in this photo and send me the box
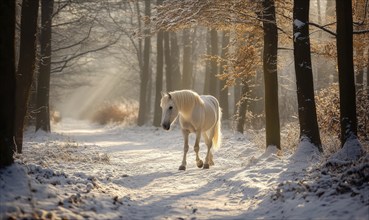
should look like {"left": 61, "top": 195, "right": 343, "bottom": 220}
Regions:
{"left": 160, "top": 92, "right": 178, "bottom": 130}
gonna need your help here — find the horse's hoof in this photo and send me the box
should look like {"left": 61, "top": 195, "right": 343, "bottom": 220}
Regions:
{"left": 209, "top": 160, "right": 214, "bottom": 166}
{"left": 203, "top": 164, "right": 210, "bottom": 169}
{"left": 179, "top": 165, "right": 186, "bottom": 171}
{"left": 197, "top": 160, "right": 203, "bottom": 168}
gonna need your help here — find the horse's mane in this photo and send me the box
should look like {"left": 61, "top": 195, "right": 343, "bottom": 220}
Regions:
{"left": 170, "top": 90, "right": 204, "bottom": 115}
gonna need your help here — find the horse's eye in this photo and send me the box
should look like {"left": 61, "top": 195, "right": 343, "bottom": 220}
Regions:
{"left": 169, "top": 106, "right": 173, "bottom": 110}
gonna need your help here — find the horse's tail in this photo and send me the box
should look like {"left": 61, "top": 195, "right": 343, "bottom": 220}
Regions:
{"left": 212, "top": 106, "right": 222, "bottom": 150}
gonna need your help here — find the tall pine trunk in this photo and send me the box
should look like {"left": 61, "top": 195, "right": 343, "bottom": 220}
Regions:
{"left": 137, "top": 0, "right": 151, "bottom": 126}
{"left": 203, "top": 30, "right": 211, "bottom": 94}
{"left": 153, "top": 25, "right": 164, "bottom": 126}
{"left": 262, "top": 0, "right": 281, "bottom": 149}
{"left": 250, "top": 69, "right": 265, "bottom": 129}
{"left": 164, "top": 31, "right": 172, "bottom": 92}
{"left": 336, "top": 0, "right": 358, "bottom": 145}
{"left": 293, "top": 0, "right": 322, "bottom": 152}
{"left": 0, "top": 0, "right": 16, "bottom": 167}
{"left": 15, "top": 0, "right": 39, "bottom": 153}
{"left": 209, "top": 29, "right": 218, "bottom": 97}
{"left": 36, "top": 0, "right": 53, "bottom": 132}
{"left": 170, "top": 32, "right": 181, "bottom": 90}
{"left": 219, "top": 31, "right": 230, "bottom": 119}
{"left": 236, "top": 80, "right": 250, "bottom": 133}
{"left": 182, "top": 29, "right": 193, "bottom": 89}
{"left": 315, "top": 0, "right": 329, "bottom": 90}
{"left": 234, "top": 81, "right": 241, "bottom": 115}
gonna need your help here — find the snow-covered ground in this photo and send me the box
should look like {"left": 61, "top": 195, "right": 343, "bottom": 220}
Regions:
{"left": 1, "top": 119, "right": 368, "bottom": 219}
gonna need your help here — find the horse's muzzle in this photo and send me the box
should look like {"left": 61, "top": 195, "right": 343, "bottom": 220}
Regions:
{"left": 162, "top": 123, "right": 170, "bottom": 130}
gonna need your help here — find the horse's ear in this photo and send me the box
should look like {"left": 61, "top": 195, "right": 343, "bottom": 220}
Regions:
{"left": 161, "top": 91, "right": 165, "bottom": 97}
{"left": 167, "top": 92, "right": 172, "bottom": 99}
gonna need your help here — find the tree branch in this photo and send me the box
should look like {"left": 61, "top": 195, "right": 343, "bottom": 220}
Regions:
{"left": 353, "top": 29, "right": 369, "bottom": 34}
{"left": 52, "top": 24, "right": 93, "bottom": 53}
{"left": 51, "top": 35, "right": 121, "bottom": 73}
{"left": 278, "top": 47, "right": 293, "bottom": 51}
{"left": 52, "top": 0, "right": 71, "bottom": 18}
{"left": 52, "top": 16, "right": 85, "bottom": 28}
{"left": 308, "top": 22, "right": 337, "bottom": 36}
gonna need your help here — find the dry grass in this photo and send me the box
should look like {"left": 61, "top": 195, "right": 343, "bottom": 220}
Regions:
{"left": 248, "top": 121, "right": 300, "bottom": 155}
{"left": 315, "top": 84, "right": 369, "bottom": 141}
{"left": 315, "top": 84, "right": 369, "bottom": 155}
{"left": 92, "top": 100, "right": 138, "bottom": 125}
{"left": 249, "top": 83, "right": 369, "bottom": 155}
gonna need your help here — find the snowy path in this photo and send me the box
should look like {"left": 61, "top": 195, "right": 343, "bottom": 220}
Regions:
{"left": 1, "top": 119, "right": 368, "bottom": 219}
{"left": 50, "top": 119, "right": 273, "bottom": 219}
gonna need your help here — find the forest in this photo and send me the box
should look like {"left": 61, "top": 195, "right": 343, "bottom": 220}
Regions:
{"left": 1, "top": 0, "right": 369, "bottom": 219}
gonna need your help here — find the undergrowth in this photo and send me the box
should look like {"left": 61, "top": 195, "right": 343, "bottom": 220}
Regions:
{"left": 315, "top": 84, "right": 369, "bottom": 143}
{"left": 249, "top": 84, "right": 369, "bottom": 157}
{"left": 91, "top": 100, "right": 138, "bottom": 125}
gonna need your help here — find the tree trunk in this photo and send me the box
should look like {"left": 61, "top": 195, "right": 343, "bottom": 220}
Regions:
{"left": 36, "top": 0, "right": 53, "bottom": 132}
{"left": 234, "top": 81, "right": 241, "bottom": 115}
{"left": 190, "top": 28, "right": 198, "bottom": 90}
{"left": 182, "top": 29, "right": 193, "bottom": 89}
{"left": 250, "top": 69, "right": 265, "bottom": 129}
{"left": 219, "top": 31, "right": 230, "bottom": 120}
{"left": 164, "top": 31, "right": 172, "bottom": 92}
{"left": 170, "top": 32, "right": 181, "bottom": 90}
{"left": 135, "top": 0, "right": 143, "bottom": 74}
{"left": 153, "top": 28, "right": 164, "bottom": 127}
{"left": 203, "top": 30, "right": 211, "bottom": 94}
{"left": 209, "top": 28, "right": 218, "bottom": 97}
{"left": 146, "top": 69, "right": 152, "bottom": 117}
{"left": 0, "top": 0, "right": 16, "bottom": 167}
{"left": 293, "top": 0, "right": 323, "bottom": 152}
{"left": 137, "top": 0, "right": 151, "bottom": 126}
{"left": 262, "top": 0, "right": 281, "bottom": 149}
{"left": 15, "top": 0, "right": 39, "bottom": 153}
{"left": 336, "top": 0, "right": 358, "bottom": 145}
{"left": 315, "top": 0, "right": 329, "bottom": 91}
{"left": 236, "top": 82, "right": 249, "bottom": 133}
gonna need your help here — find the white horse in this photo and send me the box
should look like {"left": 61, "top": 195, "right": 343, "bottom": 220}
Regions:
{"left": 160, "top": 90, "right": 222, "bottom": 170}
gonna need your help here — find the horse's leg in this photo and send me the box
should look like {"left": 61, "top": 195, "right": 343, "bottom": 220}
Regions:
{"left": 202, "top": 132, "right": 213, "bottom": 169}
{"left": 179, "top": 129, "right": 189, "bottom": 171}
{"left": 209, "top": 151, "right": 214, "bottom": 166}
{"left": 208, "top": 128, "right": 216, "bottom": 166}
{"left": 194, "top": 130, "right": 203, "bottom": 168}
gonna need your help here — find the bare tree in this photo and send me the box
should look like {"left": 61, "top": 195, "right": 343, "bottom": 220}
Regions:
{"left": 164, "top": 31, "right": 172, "bottom": 92}
{"left": 137, "top": 0, "right": 151, "bottom": 126}
{"left": 203, "top": 29, "right": 211, "bottom": 95}
{"left": 36, "top": 0, "right": 54, "bottom": 132}
{"left": 170, "top": 32, "right": 181, "bottom": 90}
{"left": 182, "top": 28, "right": 193, "bottom": 89}
{"left": 219, "top": 31, "right": 230, "bottom": 119}
{"left": 336, "top": 0, "right": 360, "bottom": 147}
{"left": 293, "top": 0, "right": 322, "bottom": 152}
{"left": 315, "top": 0, "right": 329, "bottom": 91}
{"left": 153, "top": 0, "right": 164, "bottom": 127}
{"left": 261, "top": 0, "right": 281, "bottom": 149}
{"left": 209, "top": 28, "right": 219, "bottom": 97}
{"left": 0, "top": 0, "right": 16, "bottom": 167}
{"left": 236, "top": 79, "right": 251, "bottom": 133}
{"left": 15, "top": 0, "right": 39, "bottom": 152}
